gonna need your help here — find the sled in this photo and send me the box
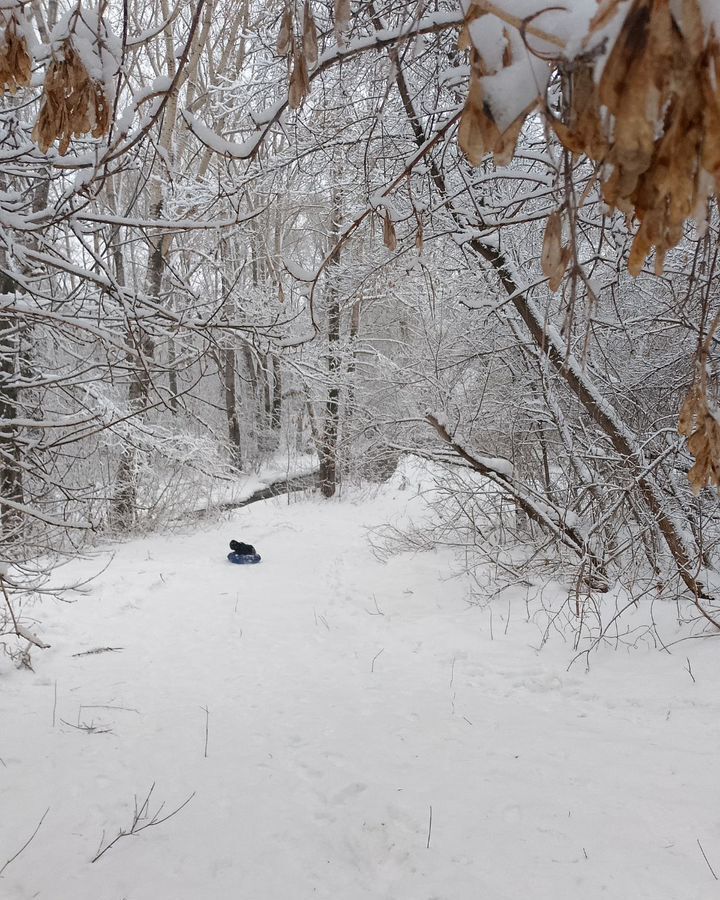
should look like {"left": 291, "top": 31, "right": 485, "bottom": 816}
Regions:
{"left": 227, "top": 552, "right": 262, "bottom": 565}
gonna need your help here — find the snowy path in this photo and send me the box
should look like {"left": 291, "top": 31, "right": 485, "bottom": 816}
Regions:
{"left": 2, "top": 487, "right": 720, "bottom": 899}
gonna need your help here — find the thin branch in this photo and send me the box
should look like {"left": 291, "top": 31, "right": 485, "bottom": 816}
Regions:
{"left": 0, "top": 808, "right": 50, "bottom": 876}
{"left": 91, "top": 784, "right": 196, "bottom": 863}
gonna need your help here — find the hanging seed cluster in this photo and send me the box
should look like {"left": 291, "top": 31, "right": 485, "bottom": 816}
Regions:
{"left": 555, "top": 0, "right": 720, "bottom": 277}
{"left": 0, "top": 5, "right": 114, "bottom": 155}
{"left": 34, "top": 41, "right": 110, "bottom": 155}
{"left": 458, "top": 20, "right": 524, "bottom": 167}
{"left": 461, "top": 0, "right": 720, "bottom": 279}
{"left": 679, "top": 384, "right": 720, "bottom": 494}
{"left": 0, "top": 11, "right": 31, "bottom": 95}
{"left": 277, "top": 1, "right": 319, "bottom": 110}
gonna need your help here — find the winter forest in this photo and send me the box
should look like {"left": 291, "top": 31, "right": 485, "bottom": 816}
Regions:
{"left": 2, "top": 0, "right": 720, "bottom": 897}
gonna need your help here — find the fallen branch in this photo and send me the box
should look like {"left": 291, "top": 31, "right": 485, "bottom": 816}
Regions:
{"left": 91, "top": 784, "right": 195, "bottom": 863}
{"left": 426, "top": 412, "right": 608, "bottom": 590}
{"left": 0, "top": 807, "right": 50, "bottom": 876}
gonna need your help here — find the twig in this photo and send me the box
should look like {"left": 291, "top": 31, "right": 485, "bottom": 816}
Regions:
{"left": 91, "top": 784, "right": 195, "bottom": 863}
{"left": 476, "top": 0, "right": 566, "bottom": 49}
{"left": 60, "top": 718, "right": 112, "bottom": 735}
{"left": 201, "top": 705, "right": 209, "bottom": 758}
{"left": 426, "top": 805, "right": 433, "bottom": 849}
{"left": 697, "top": 839, "right": 718, "bottom": 880}
{"left": 0, "top": 807, "right": 50, "bottom": 876}
{"left": 450, "top": 656, "right": 456, "bottom": 688}
{"left": 685, "top": 657, "right": 696, "bottom": 683}
{"left": 72, "top": 647, "right": 124, "bottom": 657}
{"left": 0, "top": 575, "right": 49, "bottom": 649}
{"left": 364, "top": 594, "right": 385, "bottom": 616}
{"left": 52, "top": 681, "right": 57, "bottom": 728}
{"left": 371, "top": 648, "right": 384, "bottom": 673}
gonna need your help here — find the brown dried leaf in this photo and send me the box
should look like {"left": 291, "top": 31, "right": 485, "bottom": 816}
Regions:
{"left": 0, "top": 14, "right": 32, "bottom": 95}
{"left": 541, "top": 211, "right": 568, "bottom": 291}
{"left": 541, "top": 211, "right": 562, "bottom": 275}
{"left": 548, "top": 247, "right": 570, "bottom": 293}
{"left": 383, "top": 212, "right": 397, "bottom": 251}
{"left": 679, "top": 0, "right": 705, "bottom": 60}
{"left": 564, "top": 63, "right": 608, "bottom": 159}
{"left": 492, "top": 110, "right": 526, "bottom": 166}
{"left": 458, "top": 73, "right": 488, "bottom": 166}
{"left": 335, "top": 0, "right": 351, "bottom": 45}
{"left": 678, "top": 384, "right": 720, "bottom": 493}
{"left": 701, "top": 38, "right": 720, "bottom": 185}
{"left": 33, "top": 42, "right": 112, "bottom": 155}
{"left": 277, "top": 8, "right": 293, "bottom": 57}
{"left": 303, "top": 1, "right": 319, "bottom": 69}
{"left": 288, "top": 47, "right": 310, "bottom": 109}
{"left": 415, "top": 219, "right": 424, "bottom": 254}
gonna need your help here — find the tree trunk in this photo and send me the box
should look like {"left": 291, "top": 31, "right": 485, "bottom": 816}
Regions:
{"left": 318, "top": 187, "right": 342, "bottom": 498}
{"left": 0, "top": 272, "right": 24, "bottom": 539}
{"left": 223, "top": 346, "right": 243, "bottom": 470}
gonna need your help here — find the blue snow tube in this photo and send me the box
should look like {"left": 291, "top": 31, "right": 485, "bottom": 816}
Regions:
{"left": 227, "top": 552, "right": 262, "bottom": 565}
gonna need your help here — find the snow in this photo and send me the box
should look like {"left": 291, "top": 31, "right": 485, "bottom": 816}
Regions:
{"left": 190, "top": 454, "right": 318, "bottom": 513}
{"left": 182, "top": 111, "right": 264, "bottom": 160}
{"left": 2, "top": 469, "right": 720, "bottom": 898}
{"left": 50, "top": 6, "right": 121, "bottom": 102}
{"left": 282, "top": 256, "right": 316, "bottom": 282}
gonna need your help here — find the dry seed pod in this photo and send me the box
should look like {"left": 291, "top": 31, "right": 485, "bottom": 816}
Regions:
{"left": 415, "top": 219, "right": 424, "bottom": 254}
{"left": 277, "top": 7, "right": 293, "bottom": 57}
{"left": 458, "top": 74, "right": 488, "bottom": 165}
{"left": 335, "top": 0, "right": 351, "bottom": 45}
{"left": 458, "top": 46, "right": 532, "bottom": 167}
{"left": 0, "top": 13, "right": 32, "bottom": 96}
{"left": 288, "top": 46, "right": 310, "bottom": 109}
{"left": 550, "top": 62, "right": 608, "bottom": 159}
{"left": 678, "top": 385, "right": 720, "bottom": 493}
{"left": 679, "top": 0, "right": 705, "bottom": 60}
{"left": 383, "top": 212, "right": 397, "bottom": 251}
{"left": 303, "top": 1, "right": 318, "bottom": 68}
{"left": 541, "top": 211, "right": 568, "bottom": 291}
{"left": 34, "top": 43, "right": 111, "bottom": 154}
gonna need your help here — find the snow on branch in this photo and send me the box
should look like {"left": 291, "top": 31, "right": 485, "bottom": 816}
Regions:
{"left": 460, "top": 0, "right": 720, "bottom": 281}
{"left": 426, "top": 411, "right": 609, "bottom": 590}
{"left": 185, "top": 9, "right": 464, "bottom": 162}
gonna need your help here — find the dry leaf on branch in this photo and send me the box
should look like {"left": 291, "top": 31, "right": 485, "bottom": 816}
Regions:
{"left": 541, "top": 210, "right": 569, "bottom": 292}
{"left": 0, "top": 12, "right": 32, "bottom": 96}
{"left": 464, "top": 0, "right": 720, "bottom": 279}
{"left": 288, "top": 46, "right": 310, "bottom": 109}
{"left": 277, "top": 7, "right": 294, "bottom": 57}
{"left": 383, "top": 212, "right": 397, "bottom": 251}
{"left": 335, "top": 0, "right": 351, "bottom": 46}
{"left": 34, "top": 43, "right": 111, "bottom": 155}
{"left": 458, "top": 20, "right": 541, "bottom": 168}
{"left": 303, "top": 1, "right": 319, "bottom": 69}
{"left": 415, "top": 218, "right": 424, "bottom": 254}
{"left": 678, "top": 385, "right": 720, "bottom": 494}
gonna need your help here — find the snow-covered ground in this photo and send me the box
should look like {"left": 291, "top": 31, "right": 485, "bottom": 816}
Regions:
{"left": 2, "top": 466, "right": 720, "bottom": 899}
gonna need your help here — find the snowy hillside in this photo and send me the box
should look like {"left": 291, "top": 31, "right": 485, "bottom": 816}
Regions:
{"left": 1, "top": 472, "right": 719, "bottom": 899}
